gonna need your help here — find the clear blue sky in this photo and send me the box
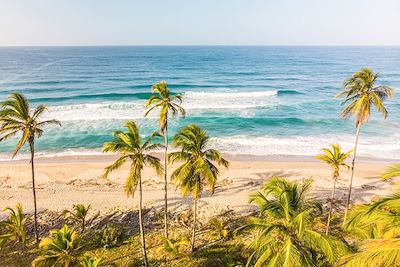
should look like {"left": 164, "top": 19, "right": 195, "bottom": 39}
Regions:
{"left": 0, "top": 0, "right": 399, "bottom": 46}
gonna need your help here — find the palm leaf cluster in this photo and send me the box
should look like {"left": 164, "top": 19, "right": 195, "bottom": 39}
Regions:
{"left": 241, "top": 177, "right": 349, "bottom": 267}
{"left": 0, "top": 203, "right": 28, "bottom": 248}
{"left": 342, "top": 190, "right": 400, "bottom": 266}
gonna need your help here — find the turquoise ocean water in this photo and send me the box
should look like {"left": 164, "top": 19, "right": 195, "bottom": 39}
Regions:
{"left": 0, "top": 46, "right": 399, "bottom": 159}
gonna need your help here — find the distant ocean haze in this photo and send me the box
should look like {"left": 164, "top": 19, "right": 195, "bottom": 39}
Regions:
{"left": 0, "top": 46, "right": 399, "bottom": 159}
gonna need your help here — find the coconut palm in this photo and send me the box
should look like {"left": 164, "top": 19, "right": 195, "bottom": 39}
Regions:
{"left": 0, "top": 203, "right": 28, "bottom": 248}
{"left": 336, "top": 67, "right": 394, "bottom": 226}
{"left": 0, "top": 93, "right": 61, "bottom": 242}
{"left": 169, "top": 124, "right": 228, "bottom": 252}
{"left": 341, "top": 190, "right": 400, "bottom": 266}
{"left": 144, "top": 81, "right": 185, "bottom": 238}
{"left": 102, "top": 121, "right": 162, "bottom": 267}
{"left": 62, "top": 204, "right": 100, "bottom": 233}
{"left": 316, "top": 144, "right": 352, "bottom": 234}
{"left": 382, "top": 163, "right": 400, "bottom": 180}
{"left": 239, "top": 177, "right": 349, "bottom": 267}
{"left": 32, "top": 224, "right": 83, "bottom": 267}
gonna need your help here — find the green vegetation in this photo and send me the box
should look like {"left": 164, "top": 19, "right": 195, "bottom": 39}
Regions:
{"left": 0, "top": 203, "right": 28, "bottom": 249}
{"left": 62, "top": 204, "right": 100, "bottom": 233}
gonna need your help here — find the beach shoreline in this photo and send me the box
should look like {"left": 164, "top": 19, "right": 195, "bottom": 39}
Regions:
{"left": 0, "top": 153, "right": 396, "bottom": 219}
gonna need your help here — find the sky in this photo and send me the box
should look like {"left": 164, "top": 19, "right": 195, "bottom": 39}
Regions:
{"left": 0, "top": 0, "right": 399, "bottom": 46}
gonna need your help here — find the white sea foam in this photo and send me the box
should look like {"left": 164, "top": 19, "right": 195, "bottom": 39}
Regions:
{"left": 2, "top": 134, "right": 399, "bottom": 161}
{"left": 42, "top": 90, "right": 279, "bottom": 121}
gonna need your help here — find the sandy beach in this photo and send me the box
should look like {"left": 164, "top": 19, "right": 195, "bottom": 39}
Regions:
{"left": 0, "top": 154, "right": 397, "bottom": 219}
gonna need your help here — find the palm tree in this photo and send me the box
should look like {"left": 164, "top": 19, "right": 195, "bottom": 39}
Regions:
{"left": 316, "top": 144, "right": 352, "bottom": 234}
{"left": 102, "top": 121, "right": 162, "bottom": 267}
{"left": 169, "top": 124, "right": 228, "bottom": 252}
{"left": 32, "top": 225, "right": 83, "bottom": 267}
{"left": 144, "top": 81, "right": 185, "bottom": 238}
{"left": 336, "top": 67, "right": 394, "bottom": 226}
{"left": 0, "top": 203, "right": 28, "bottom": 248}
{"left": 382, "top": 163, "right": 400, "bottom": 180}
{"left": 239, "top": 177, "right": 349, "bottom": 267}
{"left": 341, "top": 190, "right": 400, "bottom": 266}
{"left": 62, "top": 204, "right": 100, "bottom": 233}
{"left": 0, "top": 93, "right": 61, "bottom": 242}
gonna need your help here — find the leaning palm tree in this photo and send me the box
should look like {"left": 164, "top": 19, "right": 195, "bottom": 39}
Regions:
{"left": 144, "top": 81, "right": 185, "bottom": 238}
{"left": 239, "top": 177, "right": 349, "bottom": 267}
{"left": 102, "top": 121, "right": 162, "bottom": 267}
{"left": 336, "top": 67, "right": 394, "bottom": 226}
{"left": 0, "top": 93, "right": 61, "bottom": 243}
{"left": 316, "top": 144, "right": 352, "bottom": 234}
{"left": 169, "top": 124, "right": 228, "bottom": 252}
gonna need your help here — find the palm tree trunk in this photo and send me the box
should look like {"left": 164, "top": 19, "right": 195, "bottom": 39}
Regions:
{"left": 29, "top": 139, "right": 39, "bottom": 244}
{"left": 191, "top": 198, "right": 198, "bottom": 253}
{"left": 163, "top": 123, "right": 169, "bottom": 238}
{"left": 343, "top": 125, "right": 361, "bottom": 227}
{"left": 138, "top": 173, "right": 148, "bottom": 267}
{"left": 326, "top": 176, "right": 337, "bottom": 235}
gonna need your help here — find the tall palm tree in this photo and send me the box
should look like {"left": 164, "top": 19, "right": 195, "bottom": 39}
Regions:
{"left": 144, "top": 81, "right": 185, "bottom": 238}
{"left": 0, "top": 93, "right": 61, "bottom": 243}
{"left": 316, "top": 144, "right": 352, "bottom": 234}
{"left": 169, "top": 124, "right": 228, "bottom": 252}
{"left": 336, "top": 67, "right": 394, "bottom": 226}
{"left": 239, "top": 177, "right": 349, "bottom": 267}
{"left": 102, "top": 121, "right": 162, "bottom": 267}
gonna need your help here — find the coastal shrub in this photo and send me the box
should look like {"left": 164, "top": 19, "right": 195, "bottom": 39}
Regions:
{"left": 0, "top": 203, "right": 28, "bottom": 249}
{"left": 98, "top": 224, "right": 123, "bottom": 249}
{"left": 156, "top": 231, "right": 190, "bottom": 259}
{"left": 208, "top": 217, "right": 230, "bottom": 241}
{"left": 32, "top": 224, "right": 83, "bottom": 267}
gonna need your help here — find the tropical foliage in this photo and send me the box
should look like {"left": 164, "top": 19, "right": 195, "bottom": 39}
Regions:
{"left": 0, "top": 93, "right": 61, "bottom": 242}
{"left": 62, "top": 204, "right": 100, "bottom": 233}
{"left": 102, "top": 120, "right": 162, "bottom": 267}
{"left": 0, "top": 203, "right": 28, "bottom": 249}
{"left": 145, "top": 80, "right": 185, "bottom": 238}
{"left": 169, "top": 123, "right": 229, "bottom": 252}
{"left": 32, "top": 225, "right": 83, "bottom": 267}
{"left": 343, "top": 190, "right": 400, "bottom": 266}
{"left": 316, "top": 144, "right": 352, "bottom": 234}
{"left": 240, "top": 177, "right": 349, "bottom": 267}
{"left": 336, "top": 67, "right": 394, "bottom": 226}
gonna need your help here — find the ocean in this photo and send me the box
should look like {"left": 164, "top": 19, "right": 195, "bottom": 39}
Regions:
{"left": 0, "top": 46, "right": 399, "bottom": 159}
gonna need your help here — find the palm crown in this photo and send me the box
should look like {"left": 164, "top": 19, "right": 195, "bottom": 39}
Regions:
{"left": 242, "top": 177, "right": 348, "bottom": 266}
{"left": 168, "top": 124, "right": 229, "bottom": 199}
{"left": 144, "top": 81, "right": 185, "bottom": 132}
{"left": 102, "top": 121, "right": 163, "bottom": 196}
{"left": 336, "top": 67, "right": 394, "bottom": 126}
{"left": 0, "top": 93, "right": 61, "bottom": 156}
{"left": 316, "top": 144, "right": 351, "bottom": 179}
